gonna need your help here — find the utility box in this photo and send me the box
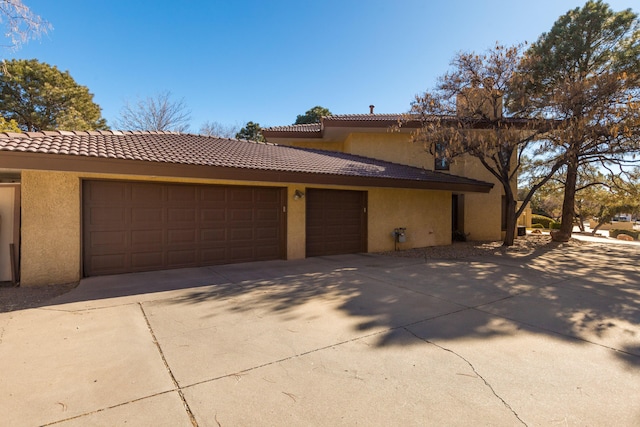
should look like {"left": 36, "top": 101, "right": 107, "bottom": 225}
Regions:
{"left": 393, "top": 227, "right": 407, "bottom": 243}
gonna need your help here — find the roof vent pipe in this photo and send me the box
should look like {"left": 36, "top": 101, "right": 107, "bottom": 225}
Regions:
{"left": 369, "top": 105, "right": 375, "bottom": 114}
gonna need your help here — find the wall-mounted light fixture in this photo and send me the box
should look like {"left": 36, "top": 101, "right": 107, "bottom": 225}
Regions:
{"left": 293, "top": 189, "right": 305, "bottom": 200}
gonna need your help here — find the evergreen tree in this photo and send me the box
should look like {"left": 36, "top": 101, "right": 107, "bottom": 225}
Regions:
{"left": 0, "top": 59, "right": 108, "bottom": 131}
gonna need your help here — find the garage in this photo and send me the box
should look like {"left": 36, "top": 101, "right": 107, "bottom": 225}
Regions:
{"left": 83, "top": 180, "right": 286, "bottom": 276}
{"left": 305, "top": 189, "right": 367, "bottom": 257}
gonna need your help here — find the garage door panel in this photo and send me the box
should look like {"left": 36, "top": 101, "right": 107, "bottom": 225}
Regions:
{"left": 201, "top": 208, "right": 226, "bottom": 221}
{"left": 131, "top": 251, "right": 164, "bottom": 268}
{"left": 167, "top": 186, "right": 196, "bottom": 202}
{"left": 200, "top": 187, "right": 227, "bottom": 202}
{"left": 89, "top": 230, "right": 127, "bottom": 247}
{"left": 256, "top": 227, "right": 278, "bottom": 239}
{"left": 229, "top": 227, "right": 253, "bottom": 241}
{"left": 167, "top": 229, "right": 197, "bottom": 244}
{"left": 87, "top": 181, "right": 126, "bottom": 202}
{"left": 131, "top": 205, "right": 164, "bottom": 222}
{"left": 229, "top": 209, "right": 253, "bottom": 221}
{"left": 256, "top": 209, "right": 279, "bottom": 221}
{"left": 89, "top": 207, "right": 126, "bottom": 224}
{"left": 229, "top": 189, "right": 254, "bottom": 202}
{"left": 84, "top": 181, "right": 285, "bottom": 276}
{"left": 131, "top": 183, "right": 163, "bottom": 203}
{"left": 201, "top": 228, "right": 225, "bottom": 242}
{"left": 90, "top": 254, "right": 127, "bottom": 272}
{"left": 131, "top": 230, "right": 163, "bottom": 246}
{"left": 201, "top": 247, "right": 226, "bottom": 262}
{"left": 256, "top": 245, "right": 280, "bottom": 258}
{"left": 168, "top": 208, "right": 196, "bottom": 222}
{"left": 167, "top": 249, "right": 198, "bottom": 265}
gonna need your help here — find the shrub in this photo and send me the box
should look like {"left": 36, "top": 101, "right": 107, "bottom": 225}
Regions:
{"left": 532, "top": 214, "right": 559, "bottom": 229}
{"left": 550, "top": 222, "right": 561, "bottom": 230}
{"left": 531, "top": 223, "right": 544, "bottom": 229}
{"left": 609, "top": 229, "right": 639, "bottom": 240}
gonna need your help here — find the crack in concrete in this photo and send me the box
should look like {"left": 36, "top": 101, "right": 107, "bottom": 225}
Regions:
{"left": 403, "top": 326, "right": 528, "bottom": 426}
{"left": 139, "top": 302, "right": 199, "bottom": 427}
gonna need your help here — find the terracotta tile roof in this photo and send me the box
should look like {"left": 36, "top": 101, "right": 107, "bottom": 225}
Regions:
{"left": 0, "top": 130, "right": 493, "bottom": 191}
{"left": 261, "top": 115, "right": 404, "bottom": 134}
{"left": 264, "top": 123, "right": 322, "bottom": 132}
{"left": 323, "top": 113, "right": 406, "bottom": 122}
{"left": 262, "top": 113, "right": 534, "bottom": 135}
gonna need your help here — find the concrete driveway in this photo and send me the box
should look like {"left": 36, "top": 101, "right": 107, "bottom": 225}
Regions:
{"left": 1, "top": 241, "right": 639, "bottom": 426}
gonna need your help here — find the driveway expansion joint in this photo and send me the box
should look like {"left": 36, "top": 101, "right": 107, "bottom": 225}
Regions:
{"left": 39, "top": 391, "right": 179, "bottom": 426}
{"left": 403, "top": 326, "right": 528, "bottom": 426}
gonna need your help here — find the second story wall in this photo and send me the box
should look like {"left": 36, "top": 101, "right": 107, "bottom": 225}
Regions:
{"left": 344, "top": 132, "right": 434, "bottom": 169}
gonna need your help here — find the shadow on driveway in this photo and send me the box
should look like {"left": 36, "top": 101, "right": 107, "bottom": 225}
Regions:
{"left": 51, "top": 240, "right": 640, "bottom": 368}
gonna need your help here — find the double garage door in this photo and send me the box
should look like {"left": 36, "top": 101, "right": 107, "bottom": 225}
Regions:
{"left": 83, "top": 181, "right": 286, "bottom": 276}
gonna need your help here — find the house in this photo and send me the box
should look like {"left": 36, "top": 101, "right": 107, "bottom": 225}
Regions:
{"left": 0, "top": 130, "right": 493, "bottom": 286}
{"left": 262, "top": 111, "right": 511, "bottom": 243}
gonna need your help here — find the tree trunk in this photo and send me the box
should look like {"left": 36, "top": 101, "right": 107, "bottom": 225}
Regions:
{"left": 553, "top": 152, "right": 578, "bottom": 242}
{"left": 503, "top": 192, "right": 518, "bottom": 246}
{"left": 591, "top": 221, "right": 604, "bottom": 235}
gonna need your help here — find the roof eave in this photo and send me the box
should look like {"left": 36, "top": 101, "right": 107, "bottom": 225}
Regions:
{"left": 0, "top": 151, "right": 494, "bottom": 193}
{"left": 261, "top": 130, "right": 323, "bottom": 139}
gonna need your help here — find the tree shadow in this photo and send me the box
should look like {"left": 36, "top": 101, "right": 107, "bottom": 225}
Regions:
{"left": 47, "top": 241, "right": 640, "bottom": 368}
{"left": 156, "top": 242, "right": 640, "bottom": 368}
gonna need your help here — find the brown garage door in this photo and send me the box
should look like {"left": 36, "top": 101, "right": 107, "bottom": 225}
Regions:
{"left": 83, "top": 180, "right": 286, "bottom": 276}
{"left": 306, "top": 189, "right": 367, "bottom": 257}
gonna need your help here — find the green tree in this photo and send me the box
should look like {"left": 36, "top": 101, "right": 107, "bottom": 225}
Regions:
{"left": 294, "top": 106, "right": 331, "bottom": 124}
{"left": 0, "top": 59, "right": 108, "bottom": 131}
{"left": 235, "top": 121, "right": 265, "bottom": 142}
{"left": 511, "top": 1, "right": 640, "bottom": 241}
{"left": 0, "top": 116, "right": 20, "bottom": 132}
{"left": 579, "top": 180, "right": 639, "bottom": 235}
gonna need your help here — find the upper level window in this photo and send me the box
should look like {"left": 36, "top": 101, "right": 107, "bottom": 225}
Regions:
{"left": 435, "top": 143, "right": 450, "bottom": 171}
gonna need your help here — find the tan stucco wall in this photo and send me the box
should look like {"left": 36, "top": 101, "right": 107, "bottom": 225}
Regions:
{"left": 21, "top": 170, "right": 81, "bottom": 286}
{"left": 517, "top": 202, "right": 532, "bottom": 228}
{"left": 275, "top": 138, "right": 344, "bottom": 153}
{"left": 286, "top": 186, "right": 306, "bottom": 260}
{"left": 368, "top": 188, "right": 451, "bottom": 252}
{"left": 345, "top": 132, "right": 434, "bottom": 169}
{"left": 448, "top": 157, "right": 505, "bottom": 241}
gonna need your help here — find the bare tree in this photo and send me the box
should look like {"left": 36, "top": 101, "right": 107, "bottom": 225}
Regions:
{"left": 115, "top": 91, "right": 191, "bottom": 132}
{"left": 199, "top": 120, "right": 238, "bottom": 138}
{"left": 407, "top": 44, "right": 558, "bottom": 246}
{"left": 0, "top": 0, "right": 51, "bottom": 51}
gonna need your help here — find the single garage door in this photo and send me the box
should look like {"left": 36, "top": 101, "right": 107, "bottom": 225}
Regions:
{"left": 305, "top": 189, "right": 367, "bottom": 257}
{"left": 83, "top": 180, "right": 286, "bottom": 276}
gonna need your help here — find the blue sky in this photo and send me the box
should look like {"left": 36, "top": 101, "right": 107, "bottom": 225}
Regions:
{"left": 6, "top": 0, "right": 639, "bottom": 131}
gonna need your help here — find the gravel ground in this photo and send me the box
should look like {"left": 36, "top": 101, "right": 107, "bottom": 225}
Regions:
{"left": 0, "top": 235, "right": 594, "bottom": 314}
{"left": 0, "top": 282, "right": 78, "bottom": 314}
{"left": 380, "top": 234, "right": 587, "bottom": 259}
